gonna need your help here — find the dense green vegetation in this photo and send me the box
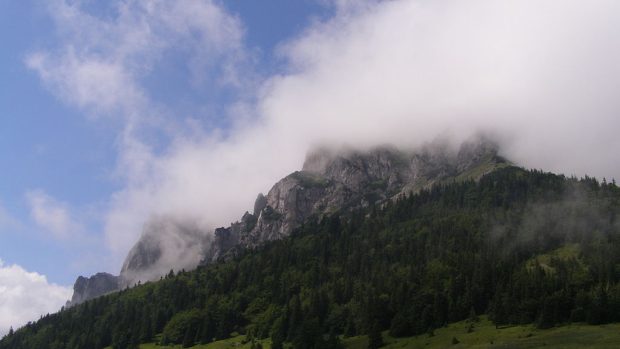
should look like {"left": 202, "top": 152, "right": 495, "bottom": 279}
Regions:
{"left": 119, "top": 317, "right": 620, "bottom": 349}
{"left": 2, "top": 167, "right": 620, "bottom": 349}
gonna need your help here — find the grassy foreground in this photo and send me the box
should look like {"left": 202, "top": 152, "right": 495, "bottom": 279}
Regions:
{"left": 343, "top": 316, "right": 620, "bottom": 349}
{"left": 137, "top": 336, "right": 271, "bottom": 349}
{"left": 131, "top": 316, "right": 620, "bottom": 349}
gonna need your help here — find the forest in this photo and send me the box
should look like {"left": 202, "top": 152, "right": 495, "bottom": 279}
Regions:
{"left": 1, "top": 166, "right": 619, "bottom": 349}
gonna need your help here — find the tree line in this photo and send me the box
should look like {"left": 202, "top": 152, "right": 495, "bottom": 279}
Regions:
{"left": 1, "top": 167, "right": 620, "bottom": 349}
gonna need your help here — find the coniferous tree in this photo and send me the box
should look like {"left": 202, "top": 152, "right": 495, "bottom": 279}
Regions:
{"left": 389, "top": 312, "right": 411, "bottom": 337}
{"left": 367, "top": 321, "right": 383, "bottom": 349}
{"left": 182, "top": 327, "right": 194, "bottom": 348}
{"left": 3, "top": 168, "right": 620, "bottom": 348}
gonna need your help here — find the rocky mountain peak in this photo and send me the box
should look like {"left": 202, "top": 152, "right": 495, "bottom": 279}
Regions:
{"left": 68, "top": 137, "right": 507, "bottom": 305}
{"left": 457, "top": 137, "right": 500, "bottom": 172}
{"left": 253, "top": 193, "right": 267, "bottom": 216}
{"left": 67, "top": 272, "right": 119, "bottom": 307}
{"left": 119, "top": 216, "right": 209, "bottom": 288}
{"left": 204, "top": 137, "right": 505, "bottom": 261}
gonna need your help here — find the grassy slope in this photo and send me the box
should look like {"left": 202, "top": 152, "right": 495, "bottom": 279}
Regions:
{"left": 131, "top": 316, "right": 620, "bottom": 349}
{"left": 137, "top": 336, "right": 272, "bottom": 349}
{"left": 453, "top": 155, "right": 512, "bottom": 183}
{"left": 396, "top": 155, "right": 510, "bottom": 199}
{"left": 344, "top": 316, "right": 620, "bottom": 349}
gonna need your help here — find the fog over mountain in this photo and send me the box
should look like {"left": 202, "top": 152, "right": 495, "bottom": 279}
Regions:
{"left": 28, "top": 0, "right": 620, "bottom": 274}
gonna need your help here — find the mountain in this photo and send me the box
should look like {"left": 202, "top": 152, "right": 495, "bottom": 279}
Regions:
{"left": 70, "top": 138, "right": 507, "bottom": 304}
{"left": 119, "top": 218, "right": 208, "bottom": 289}
{"left": 3, "top": 165, "right": 620, "bottom": 349}
{"left": 203, "top": 138, "right": 506, "bottom": 263}
{"left": 65, "top": 273, "right": 119, "bottom": 307}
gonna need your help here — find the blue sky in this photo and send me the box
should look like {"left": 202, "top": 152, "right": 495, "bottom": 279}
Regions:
{"left": 2, "top": 0, "right": 620, "bottom": 336}
{"left": 0, "top": 0, "right": 333, "bottom": 286}
{"left": 1, "top": 1, "right": 115, "bottom": 281}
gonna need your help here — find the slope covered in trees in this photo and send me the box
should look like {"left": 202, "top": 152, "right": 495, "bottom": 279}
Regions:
{"left": 2, "top": 167, "right": 620, "bottom": 349}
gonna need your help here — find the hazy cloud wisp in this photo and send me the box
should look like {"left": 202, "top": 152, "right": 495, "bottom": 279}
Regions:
{"left": 26, "top": 190, "right": 81, "bottom": 239}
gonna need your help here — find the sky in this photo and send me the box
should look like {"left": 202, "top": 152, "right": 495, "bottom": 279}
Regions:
{"left": 2, "top": 0, "right": 620, "bottom": 336}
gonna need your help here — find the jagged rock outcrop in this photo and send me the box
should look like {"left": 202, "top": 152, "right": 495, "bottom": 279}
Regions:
{"left": 66, "top": 272, "right": 119, "bottom": 307}
{"left": 205, "top": 138, "right": 507, "bottom": 262}
{"left": 68, "top": 137, "right": 507, "bottom": 304}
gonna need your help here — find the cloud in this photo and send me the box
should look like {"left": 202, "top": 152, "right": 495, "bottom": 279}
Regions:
{"left": 26, "top": 190, "right": 80, "bottom": 239}
{"left": 0, "top": 259, "right": 72, "bottom": 336}
{"left": 261, "top": 0, "right": 620, "bottom": 177}
{"left": 26, "top": 0, "right": 251, "bottom": 262}
{"left": 29, "top": 0, "right": 620, "bottom": 271}
{"left": 25, "top": 0, "right": 247, "bottom": 119}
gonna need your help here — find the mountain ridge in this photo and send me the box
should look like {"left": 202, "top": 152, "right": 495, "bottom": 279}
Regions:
{"left": 5, "top": 165, "right": 620, "bottom": 349}
{"left": 69, "top": 138, "right": 507, "bottom": 305}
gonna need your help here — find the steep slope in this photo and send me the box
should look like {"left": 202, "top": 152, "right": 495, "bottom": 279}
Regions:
{"left": 70, "top": 138, "right": 507, "bottom": 303}
{"left": 4, "top": 167, "right": 620, "bottom": 349}
{"left": 203, "top": 138, "right": 507, "bottom": 263}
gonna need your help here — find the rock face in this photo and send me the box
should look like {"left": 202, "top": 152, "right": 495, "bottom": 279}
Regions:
{"left": 67, "top": 273, "right": 119, "bottom": 307}
{"left": 68, "top": 138, "right": 507, "bottom": 304}
{"left": 204, "top": 138, "right": 507, "bottom": 262}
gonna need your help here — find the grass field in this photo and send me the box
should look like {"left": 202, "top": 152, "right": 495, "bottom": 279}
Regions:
{"left": 136, "top": 335, "right": 272, "bottom": 349}
{"left": 343, "top": 316, "right": 620, "bottom": 349}
{"left": 130, "top": 316, "right": 620, "bottom": 349}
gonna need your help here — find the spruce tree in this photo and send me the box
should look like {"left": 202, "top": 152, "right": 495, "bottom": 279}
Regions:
{"left": 367, "top": 322, "right": 383, "bottom": 349}
{"left": 389, "top": 312, "right": 411, "bottom": 337}
{"left": 182, "top": 327, "right": 194, "bottom": 348}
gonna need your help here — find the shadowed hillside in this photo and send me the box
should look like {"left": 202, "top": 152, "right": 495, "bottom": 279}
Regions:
{"left": 2, "top": 167, "right": 620, "bottom": 349}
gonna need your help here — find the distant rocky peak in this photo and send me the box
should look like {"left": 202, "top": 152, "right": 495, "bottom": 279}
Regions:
{"left": 67, "top": 272, "right": 118, "bottom": 307}
{"left": 303, "top": 145, "right": 403, "bottom": 175}
{"left": 119, "top": 215, "right": 209, "bottom": 288}
{"left": 456, "top": 136, "right": 501, "bottom": 171}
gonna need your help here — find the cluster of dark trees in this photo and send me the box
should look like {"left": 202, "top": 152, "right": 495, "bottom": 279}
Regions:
{"left": 1, "top": 167, "right": 619, "bottom": 349}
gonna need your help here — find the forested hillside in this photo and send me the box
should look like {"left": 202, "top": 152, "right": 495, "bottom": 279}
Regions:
{"left": 2, "top": 167, "right": 620, "bottom": 349}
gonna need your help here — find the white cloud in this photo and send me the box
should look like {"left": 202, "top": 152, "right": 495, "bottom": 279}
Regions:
{"left": 26, "top": 0, "right": 247, "bottom": 119}
{"left": 29, "top": 0, "right": 620, "bottom": 271}
{"left": 26, "top": 190, "right": 79, "bottom": 239}
{"left": 26, "top": 0, "right": 250, "bottom": 262}
{"left": 0, "top": 259, "right": 72, "bottom": 336}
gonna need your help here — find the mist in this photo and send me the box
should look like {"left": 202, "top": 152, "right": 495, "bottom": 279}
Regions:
{"left": 28, "top": 0, "right": 620, "bottom": 271}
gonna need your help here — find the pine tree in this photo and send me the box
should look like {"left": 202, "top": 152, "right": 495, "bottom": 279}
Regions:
{"left": 324, "top": 330, "right": 344, "bottom": 349}
{"left": 389, "top": 312, "right": 411, "bottom": 337}
{"left": 468, "top": 306, "right": 479, "bottom": 323}
{"left": 271, "top": 336, "right": 284, "bottom": 349}
{"left": 199, "top": 315, "right": 214, "bottom": 344}
{"left": 270, "top": 316, "right": 286, "bottom": 349}
{"left": 140, "top": 311, "right": 153, "bottom": 342}
{"left": 182, "top": 327, "right": 194, "bottom": 348}
{"left": 537, "top": 298, "right": 555, "bottom": 329}
{"left": 367, "top": 322, "right": 383, "bottom": 349}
